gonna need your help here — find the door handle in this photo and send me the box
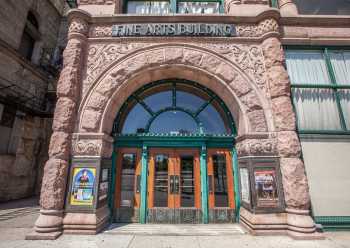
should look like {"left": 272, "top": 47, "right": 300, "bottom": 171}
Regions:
{"left": 174, "top": 175, "right": 180, "bottom": 194}
{"left": 136, "top": 175, "right": 141, "bottom": 193}
{"left": 170, "top": 175, "right": 175, "bottom": 194}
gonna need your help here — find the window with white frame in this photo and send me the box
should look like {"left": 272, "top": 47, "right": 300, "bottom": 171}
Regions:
{"left": 285, "top": 49, "right": 350, "bottom": 133}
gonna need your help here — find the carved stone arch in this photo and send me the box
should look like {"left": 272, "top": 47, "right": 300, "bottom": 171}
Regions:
{"left": 78, "top": 44, "right": 274, "bottom": 136}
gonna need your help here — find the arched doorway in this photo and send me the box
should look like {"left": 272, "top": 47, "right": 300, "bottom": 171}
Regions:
{"left": 111, "top": 79, "right": 239, "bottom": 224}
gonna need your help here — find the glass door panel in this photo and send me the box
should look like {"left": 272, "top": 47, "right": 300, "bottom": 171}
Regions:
{"left": 180, "top": 156, "right": 195, "bottom": 207}
{"left": 114, "top": 148, "right": 141, "bottom": 223}
{"left": 154, "top": 154, "right": 169, "bottom": 207}
{"left": 207, "top": 149, "right": 235, "bottom": 223}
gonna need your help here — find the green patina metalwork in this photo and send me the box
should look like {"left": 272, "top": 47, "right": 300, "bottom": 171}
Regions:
{"left": 140, "top": 145, "right": 148, "bottom": 224}
{"left": 314, "top": 216, "right": 350, "bottom": 231}
{"left": 200, "top": 145, "right": 209, "bottom": 223}
{"left": 112, "top": 79, "right": 237, "bottom": 224}
{"left": 108, "top": 151, "right": 117, "bottom": 214}
{"left": 231, "top": 148, "right": 240, "bottom": 222}
{"left": 113, "top": 79, "right": 237, "bottom": 136}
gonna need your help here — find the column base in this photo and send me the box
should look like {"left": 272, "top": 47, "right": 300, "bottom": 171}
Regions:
{"left": 63, "top": 205, "right": 110, "bottom": 235}
{"left": 25, "top": 209, "right": 63, "bottom": 240}
{"left": 239, "top": 207, "right": 324, "bottom": 240}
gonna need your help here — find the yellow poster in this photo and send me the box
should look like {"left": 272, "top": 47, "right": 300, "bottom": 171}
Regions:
{"left": 70, "top": 167, "right": 96, "bottom": 206}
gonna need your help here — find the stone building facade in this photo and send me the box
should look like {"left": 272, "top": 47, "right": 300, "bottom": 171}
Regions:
{"left": 0, "top": 0, "right": 68, "bottom": 201}
{"left": 28, "top": 0, "right": 350, "bottom": 240}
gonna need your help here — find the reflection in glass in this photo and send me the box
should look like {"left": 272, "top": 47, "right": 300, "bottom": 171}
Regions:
{"left": 213, "top": 155, "right": 228, "bottom": 207}
{"left": 285, "top": 51, "right": 331, "bottom": 85}
{"left": 127, "top": 1, "right": 170, "bottom": 14}
{"left": 154, "top": 154, "right": 169, "bottom": 207}
{"left": 329, "top": 51, "right": 350, "bottom": 85}
{"left": 198, "top": 101, "right": 227, "bottom": 134}
{"left": 143, "top": 91, "right": 172, "bottom": 112}
{"left": 180, "top": 156, "right": 195, "bottom": 207}
{"left": 122, "top": 103, "right": 150, "bottom": 134}
{"left": 294, "top": 0, "right": 350, "bottom": 15}
{"left": 178, "top": 2, "right": 220, "bottom": 14}
{"left": 292, "top": 88, "right": 342, "bottom": 130}
{"left": 176, "top": 91, "right": 205, "bottom": 112}
{"left": 149, "top": 111, "right": 198, "bottom": 134}
{"left": 121, "top": 154, "right": 136, "bottom": 207}
{"left": 339, "top": 89, "right": 350, "bottom": 129}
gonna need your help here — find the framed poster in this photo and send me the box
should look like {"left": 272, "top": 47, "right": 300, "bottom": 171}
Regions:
{"left": 240, "top": 168, "right": 250, "bottom": 204}
{"left": 254, "top": 169, "right": 279, "bottom": 208}
{"left": 70, "top": 167, "right": 96, "bottom": 206}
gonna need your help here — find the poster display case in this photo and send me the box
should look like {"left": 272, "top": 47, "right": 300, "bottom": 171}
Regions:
{"left": 238, "top": 157, "right": 285, "bottom": 213}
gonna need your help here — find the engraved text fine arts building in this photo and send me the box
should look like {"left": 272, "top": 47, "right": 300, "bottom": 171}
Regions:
{"left": 29, "top": 0, "right": 350, "bottom": 240}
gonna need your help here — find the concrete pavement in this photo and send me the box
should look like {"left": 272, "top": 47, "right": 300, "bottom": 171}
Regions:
{"left": 0, "top": 198, "right": 350, "bottom": 248}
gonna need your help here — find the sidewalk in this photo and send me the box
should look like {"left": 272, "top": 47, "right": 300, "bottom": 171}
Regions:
{"left": 0, "top": 198, "right": 349, "bottom": 248}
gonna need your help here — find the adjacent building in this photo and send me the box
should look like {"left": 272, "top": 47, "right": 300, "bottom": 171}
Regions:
{"left": 0, "top": 0, "right": 69, "bottom": 201}
{"left": 2, "top": 0, "right": 345, "bottom": 240}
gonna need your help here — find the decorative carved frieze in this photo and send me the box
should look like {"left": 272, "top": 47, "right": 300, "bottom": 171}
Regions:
{"left": 71, "top": 133, "right": 114, "bottom": 157}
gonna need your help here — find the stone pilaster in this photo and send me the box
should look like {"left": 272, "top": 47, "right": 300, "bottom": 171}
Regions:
{"left": 278, "top": 0, "right": 298, "bottom": 16}
{"left": 26, "top": 10, "right": 89, "bottom": 240}
{"left": 260, "top": 37, "right": 321, "bottom": 238}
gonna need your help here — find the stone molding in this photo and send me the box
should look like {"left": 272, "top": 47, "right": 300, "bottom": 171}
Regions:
{"left": 71, "top": 132, "right": 114, "bottom": 157}
{"left": 78, "top": 44, "right": 273, "bottom": 136}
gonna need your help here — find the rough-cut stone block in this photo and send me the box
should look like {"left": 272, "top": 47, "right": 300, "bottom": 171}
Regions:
{"left": 56, "top": 67, "right": 79, "bottom": 99}
{"left": 52, "top": 97, "right": 76, "bottom": 132}
{"left": 267, "top": 65, "right": 291, "bottom": 98}
{"left": 241, "top": 91, "right": 263, "bottom": 112}
{"left": 247, "top": 110, "right": 268, "bottom": 132}
{"left": 183, "top": 49, "right": 203, "bottom": 66}
{"left": 88, "top": 91, "right": 109, "bottom": 111}
{"left": 277, "top": 131, "right": 301, "bottom": 157}
{"left": 146, "top": 49, "right": 165, "bottom": 66}
{"left": 272, "top": 96, "right": 296, "bottom": 131}
{"left": 200, "top": 54, "right": 221, "bottom": 74}
{"left": 48, "top": 132, "right": 71, "bottom": 160}
{"left": 229, "top": 75, "right": 251, "bottom": 97}
{"left": 216, "top": 62, "right": 238, "bottom": 82}
{"left": 262, "top": 37, "right": 284, "bottom": 69}
{"left": 40, "top": 159, "right": 69, "bottom": 210}
{"left": 81, "top": 109, "right": 102, "bottom": 132}
{"left": 280, "top": 158, "right": 311, "bottom": 210}
{"left": 165, "top": 47, "right": 184, "bottom": 63}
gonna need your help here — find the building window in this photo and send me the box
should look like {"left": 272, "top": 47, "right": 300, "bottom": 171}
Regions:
{"left": 116, "top": 80, "right": 233, "bottom": 135}
{"left": 125, "top": 0, "right": 222, "bottom": 14}
{"left": 18, "top": 12, "right": 40, "bottom": 61}
{"left": 294, "top": 0, "right": 350, "bottom": 15}
{"left": 285, "top": 48, "right": 350, "bottom": 133}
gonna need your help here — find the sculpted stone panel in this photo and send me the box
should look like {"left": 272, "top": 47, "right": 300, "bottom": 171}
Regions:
{"left": 71, "top": 133, "right": 113, "bottom": 157}
{"left": 236, "top": 137, "right": 277, "bottom": 156}
{"left": 80, "top": 45, "right": 270, "bottom": 134}
{"left": 83, "top": 42, "right": 268, "bottom": 98}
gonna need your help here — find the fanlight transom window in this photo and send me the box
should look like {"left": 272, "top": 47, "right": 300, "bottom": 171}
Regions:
{"left": 115, "top": 80, "right": 234, "bottom": 135}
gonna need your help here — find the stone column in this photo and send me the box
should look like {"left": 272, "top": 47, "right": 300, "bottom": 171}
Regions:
{"left": 26, "top": 11, "right": 89, "bottom": 240}
{"left": 262, "top": 37, "right": 320, "bottom": 238}
{"left": 278, "top": 0, "right": 298, "bottom": 16}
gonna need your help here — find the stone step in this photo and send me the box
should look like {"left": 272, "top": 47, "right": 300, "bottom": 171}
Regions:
{"left": 0, "top": 207, "right": 39, "bottom": 221}
{"left": 104, "top": 224, "right": 245, "bottom": 236}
